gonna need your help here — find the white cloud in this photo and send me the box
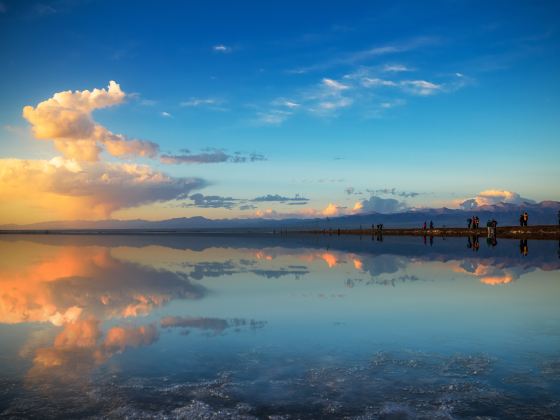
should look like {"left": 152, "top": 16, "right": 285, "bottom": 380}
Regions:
{"left": 161, "top": 111, "right": 172, "bottom": 118}
{"left": 180, "top": 98, "right": 219, "bottom": 107}
{"left": 272, "top": 98, "right": 300, "bottom": 109}
{"left": 322, "top": 78, "right": 350, "bottom": 91}
{"left": 256, "top": 110, "right": 292, "bottom": 125}
{"left": 353, "top": 196, "right": 408, "bottom": 214}
{"left": 361, "top": 77, "right": 397, "bottom": 87}
{"left": 383, "top": 64, "right": 413, "bottom": 72}
{"left": 400, "top": 80, "right": 442, "bottom": 96}
{"left": 317, "top": 97, "right": 353, "bottom": 111}
{"left": 22, "top": 81, "right": 159, "bottom": 161}
{"left": 213, "top": 44, "right": 231, "bottom": 53}
{"left": 380, "top": 99, "right": 406, "bottom": 108}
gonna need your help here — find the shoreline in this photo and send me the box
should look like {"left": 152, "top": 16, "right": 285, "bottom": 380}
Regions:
{"left": 299, "top": 225, "right": 560, "bottom": 240}
{"left": 0, "top": 225, "right": 559, "bottom": 239}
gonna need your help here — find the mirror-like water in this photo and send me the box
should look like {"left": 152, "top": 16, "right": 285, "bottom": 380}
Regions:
{"left": 1, "top": 234, "right": 559, "bottom": 418}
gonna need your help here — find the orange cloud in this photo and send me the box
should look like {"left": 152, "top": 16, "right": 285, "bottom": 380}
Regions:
{"left": 0, "top": 157, "right": 205, "bottom": 221}
{"left": 22, "top": 81, "right": 158, "bottom": 161}
{"left": 322, "top": 203, "right": 339, "bottom": 216}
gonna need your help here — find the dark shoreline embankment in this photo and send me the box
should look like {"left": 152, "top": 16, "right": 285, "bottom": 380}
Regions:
{"left": 300, "top": 225, "right": 560, "bottom": 240}
{"left": 0, "top": 225, "right": 559, "bottom": 239}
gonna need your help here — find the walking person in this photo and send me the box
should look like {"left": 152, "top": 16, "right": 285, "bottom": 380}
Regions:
{"left": 467, "top": 218, "right": 472, "bottom": 229}
{"left": 519, "top": 213, "right": 524, "bottom": 227}
{"left": 523, "top": 211, "right": 528, "bottom": 227}
{"left": 429, "top": 221, "right": 434, "bottom": 230}
{"left": 423, "top": 221, "right": 427, "bottom": 230}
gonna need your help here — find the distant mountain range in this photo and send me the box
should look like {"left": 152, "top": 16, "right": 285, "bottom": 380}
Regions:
{"left": 2, "top": 201, "right": 559, "bottom": 231}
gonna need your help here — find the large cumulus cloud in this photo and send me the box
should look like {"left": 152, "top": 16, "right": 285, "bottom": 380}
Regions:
{"left": 353, "top": 195, "right": 408, "bottom": 214}
{"left": 459, "top": 189, "right": 535, "bottom": 210}
{"left": 22, "top": 81, "right": 159, "bottom": 161}
{"left": 0, "top": 157, "right": 205, "bottom": 218}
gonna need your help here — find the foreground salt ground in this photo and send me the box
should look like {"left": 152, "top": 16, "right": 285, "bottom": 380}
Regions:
{"left": 2, "top": 349, "right": 559, "bottom": 418}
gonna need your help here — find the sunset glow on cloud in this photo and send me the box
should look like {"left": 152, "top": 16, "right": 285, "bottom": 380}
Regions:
{"left": 22, "top": 81, "right": 158, "bottom": 161}
{"left": 0, "top": 156, "right": 205, "bottom": 221}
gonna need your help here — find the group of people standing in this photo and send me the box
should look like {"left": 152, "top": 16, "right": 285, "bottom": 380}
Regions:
{"left": 519, "top": 212, "right": 529, "bottom": 227}
{"left": 422, "top": 221, "right": 434, "bottom": 230}
{"left": 467, "top": 216, "right": 480, "bottom": 229}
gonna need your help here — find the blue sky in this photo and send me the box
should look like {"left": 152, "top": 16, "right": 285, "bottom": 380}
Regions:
{"left": 0, "top": 0, "right": 559, "bottom": 222}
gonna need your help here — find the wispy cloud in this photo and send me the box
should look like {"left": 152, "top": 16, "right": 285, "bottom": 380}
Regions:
{"left": 361, "top": 77, "right": 398, "bottom": 87}
{"left": 289, "top": 36, "right": 440, "bottom": 73}
{"left": 367, "top": 188, "right": 420, "bottom": 198}
{"left": 256, "top": 110, "right": 292, "bottom": 125}
{"left": 322, "top": 78, "right": 350, "bottom": 91}
{"left": 400, "top": 80, "right": 442, "bottom": 96}
{"left": 180, "top": 97, "right": 221, "bottom": 107}
{"left": 271, "top": 98, "right": 300, "bottom": 109}
{"left": 252, "top": 194, "right": 309, "bottom": 203}
{"left": 383, "top": 64, "right": 413, "bottom": 72}
{"left": 160, "top": 111, "right": 172, "bottom": 118}
{"left": 257, "top": 61, "right": 470, "bottom": 123}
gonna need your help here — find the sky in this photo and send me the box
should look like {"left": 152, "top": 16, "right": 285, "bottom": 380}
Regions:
{"left": 0, "top": 0, "right": 559, "bottom": 224}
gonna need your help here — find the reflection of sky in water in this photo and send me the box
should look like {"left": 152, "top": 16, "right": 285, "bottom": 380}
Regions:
{"left": 0, "top": 235, "right": 559, "bottom": 418}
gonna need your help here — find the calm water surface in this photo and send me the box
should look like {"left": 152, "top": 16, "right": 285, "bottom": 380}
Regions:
{"left": 1, "top": 234, "right": 559, "bottom": 419}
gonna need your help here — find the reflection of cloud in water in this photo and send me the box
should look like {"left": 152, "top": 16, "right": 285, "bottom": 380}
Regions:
{"left": 249, "top": 268, "right": 308, "bottom": 279}
{"left": 353, "top": 258, "right": 363, "bottom": 271}
{"left": 0, "top": 243, "right": 205, "bottom": 325}
{"left": 28, "top": 320, "right": 158, "bottom": 381}
{"left": 0, "top": 241, "right": 208, "bottom": 386}
{"left": 359, "top": 254, "right": 407, "bottom": 277}
{"left": 320, "top": 252, "right": 337, "bottom": 268}
{"left": 181, "top": 259, "right": 309, "bottom": 280}
{"left": 455, "top": 260, "right": 534, "bottom": 286}
{"left": 345, "top": 274, "right": 421, "bottom": 288}
{"left": 161, "top": 316, "right": 266, "bottom": 334}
